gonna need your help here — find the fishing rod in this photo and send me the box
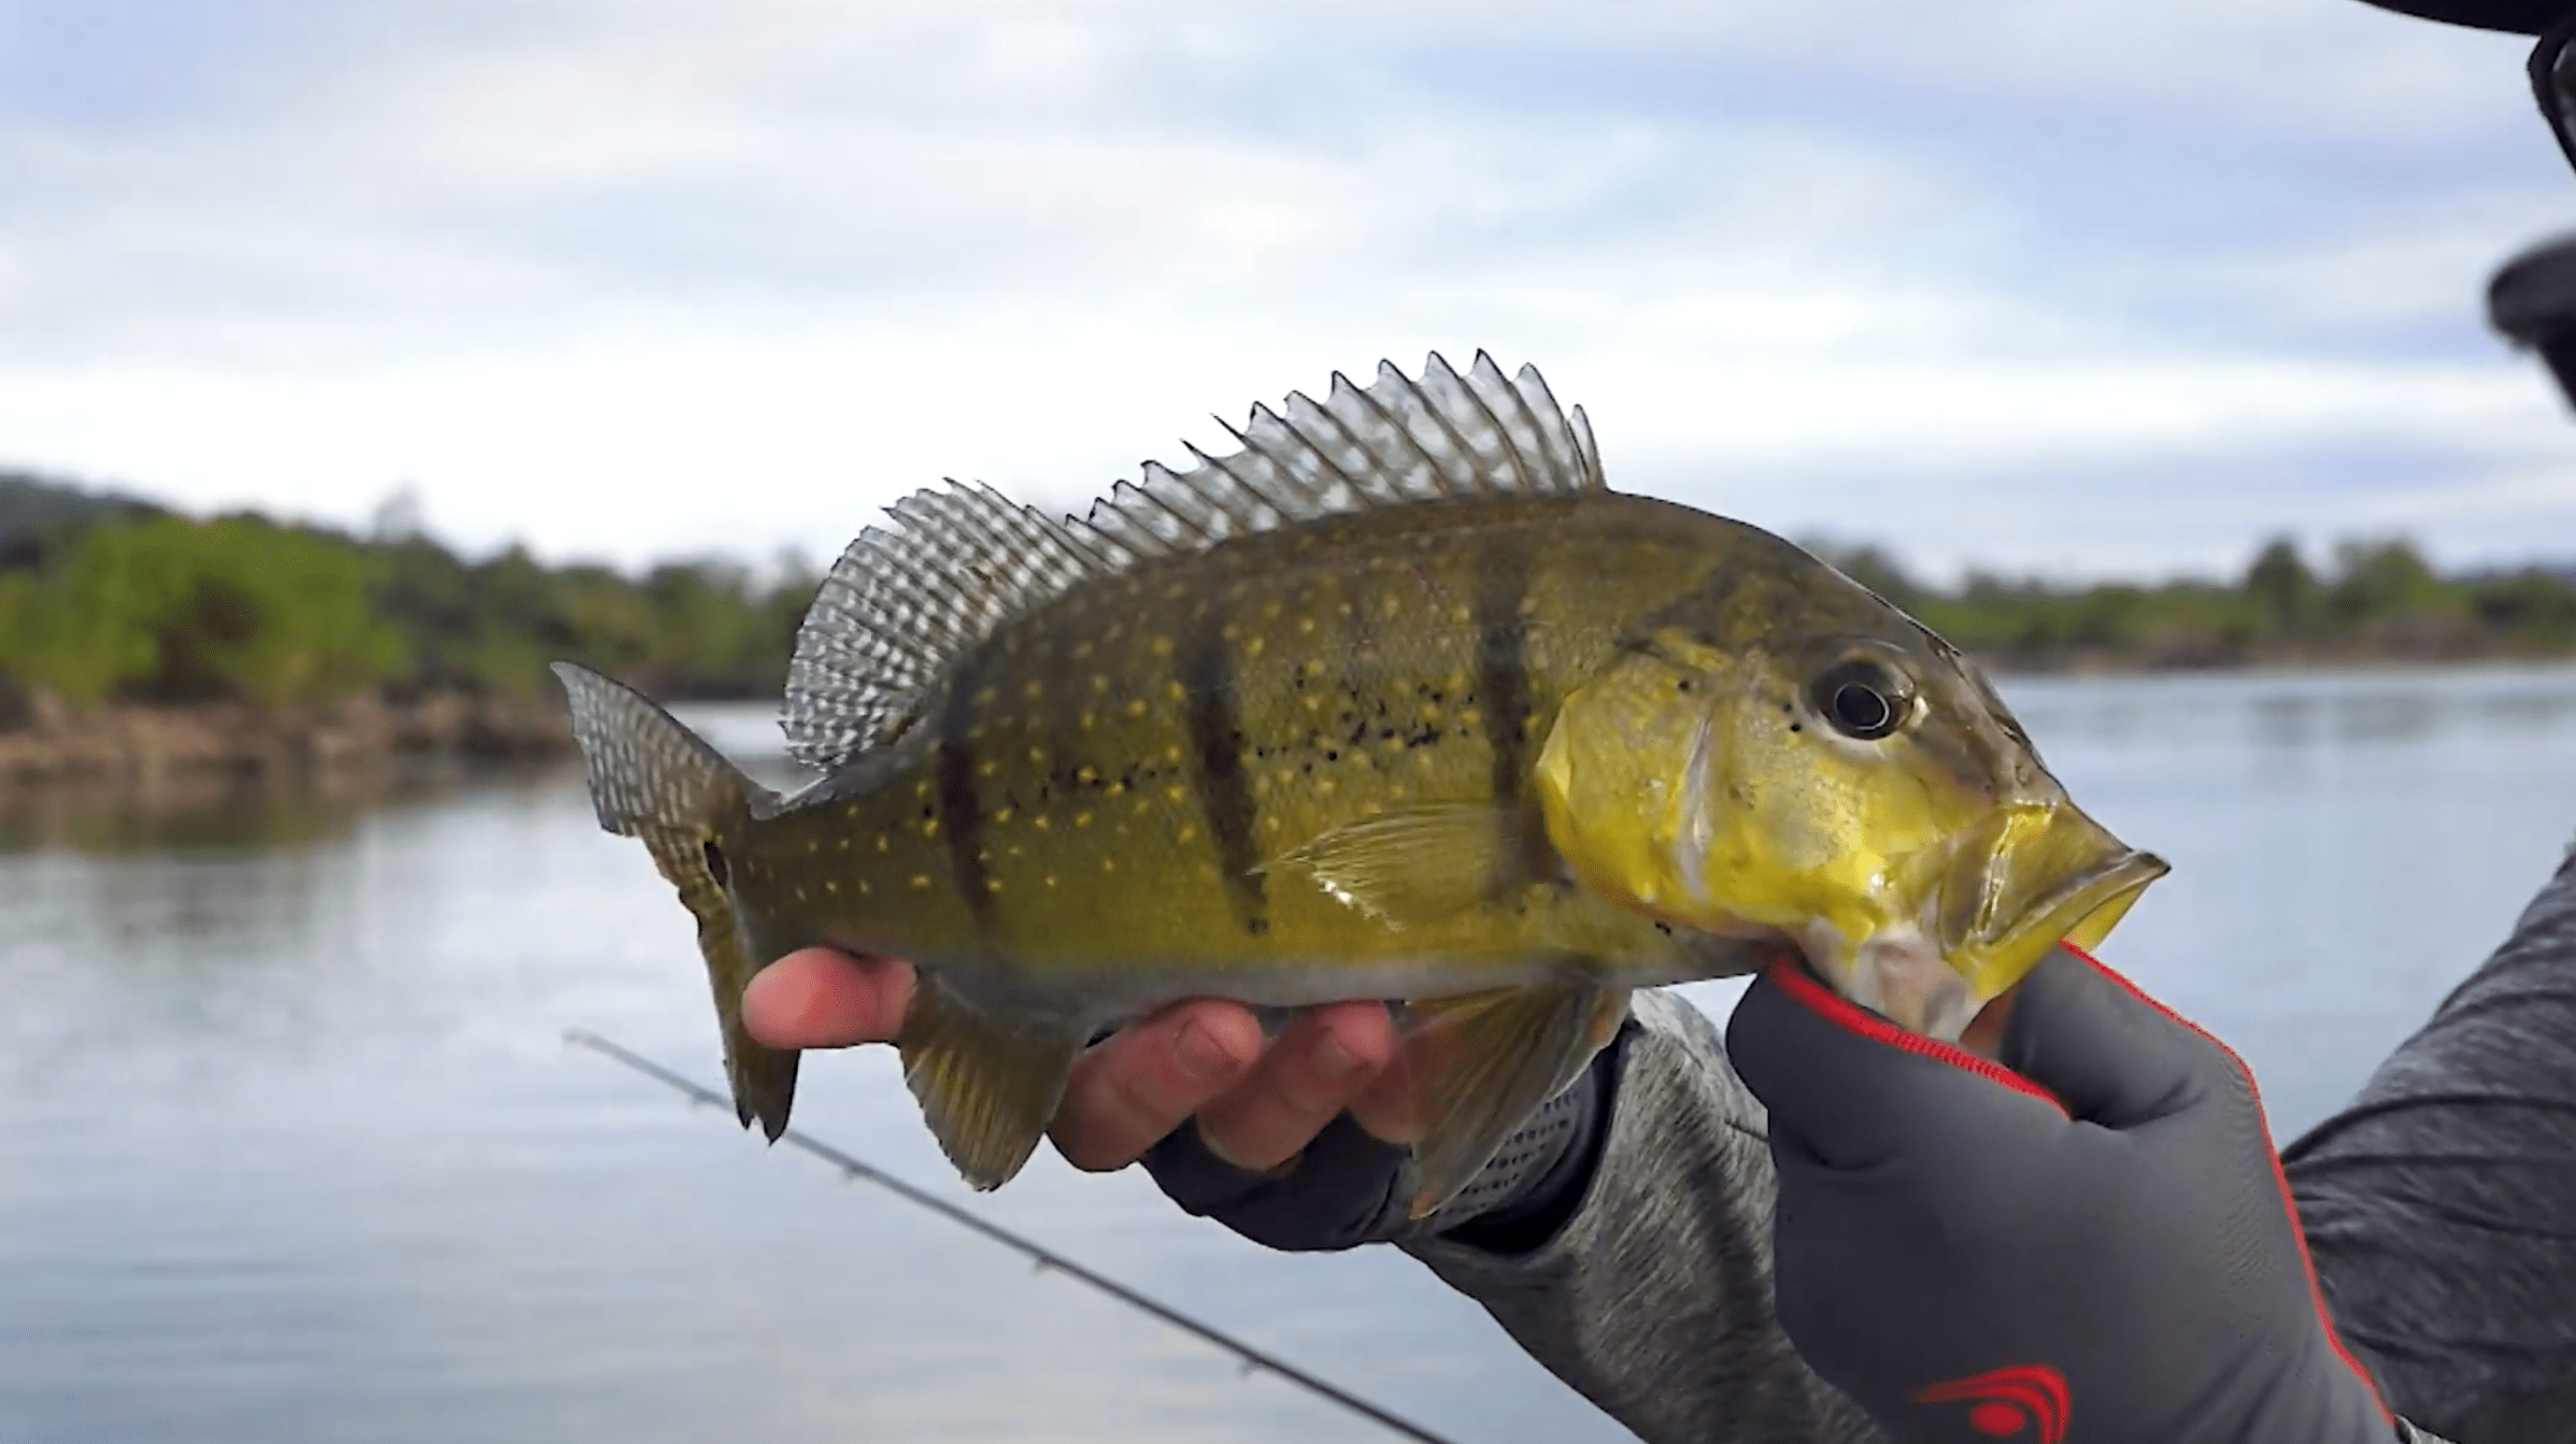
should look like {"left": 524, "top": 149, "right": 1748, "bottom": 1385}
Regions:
{"left": 563, "top": 1028, "right": 1463, "bottom": 1444}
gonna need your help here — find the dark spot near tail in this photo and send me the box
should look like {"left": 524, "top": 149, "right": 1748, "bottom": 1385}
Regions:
{"left": 703, "top": 838, "right": 730, "bottom": 888}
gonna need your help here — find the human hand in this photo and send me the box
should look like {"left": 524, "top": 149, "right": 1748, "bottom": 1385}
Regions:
{"left": 1724, "top": 946, "right": 2392, "bottom": 1444}
{"left": 743, "top": 949, "right": 1613, "bottom": 1251}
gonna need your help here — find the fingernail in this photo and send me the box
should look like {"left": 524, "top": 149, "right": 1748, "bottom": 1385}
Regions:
{"left": 1174, "top": 1020, "right": 1235, "bottom": 1083}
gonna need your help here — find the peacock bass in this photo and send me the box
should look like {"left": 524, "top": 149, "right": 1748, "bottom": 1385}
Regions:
{"left": 556, "top": 352, "right": 2166, "bottom": 1216}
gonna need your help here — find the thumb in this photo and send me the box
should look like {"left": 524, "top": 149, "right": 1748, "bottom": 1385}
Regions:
{"left": 1999, "top": 947, "right": 2240, "bottom": 1132}
{"left": 1727, "top": 961, "right": 2066, "bottom": 1169}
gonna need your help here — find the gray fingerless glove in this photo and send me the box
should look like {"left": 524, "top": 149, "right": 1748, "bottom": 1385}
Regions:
{"left": 1140, "top": 1024, "right": 1626, "bottom": 1253}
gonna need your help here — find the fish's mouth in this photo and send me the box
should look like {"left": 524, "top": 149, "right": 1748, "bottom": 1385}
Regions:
{"left": 1934, "top": 801, "right": 2168, "bottom": 1008}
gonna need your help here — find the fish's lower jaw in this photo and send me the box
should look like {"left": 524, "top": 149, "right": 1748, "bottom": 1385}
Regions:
{"left": 1812, "top": 923, "right": 1976, "bottom": 1042}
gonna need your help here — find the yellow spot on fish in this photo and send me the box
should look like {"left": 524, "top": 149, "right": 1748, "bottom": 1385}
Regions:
{"left": 1517, "top": 594, "right": 1542, "bottom": 618}
{"left": 921, "top": 818, "right": 941, "bottom": 838}
{"left": 1165, "top": 681, "right": 1186, "bottom": 703}
{"left": 979, "top": 759, "right": 998, "bottom": 777}
{"left": 1245, "top": 636, "right": 1267, "bottom": 659}
{"left": 794, "top": 886, "right": 808, "bottom": 902}
{"left": 1262, "top": 815, "right": 1284, "bottom": 832}
{"left": 968, "top": 723, "right": 989, "bottom": 743}
{"left": 1459, "top": 707, "right": 1483, "bottom": 727}
{"left": 824, "top": 879, "right": 840, "bottom": 894}
{"left": 975, "top": 686, "right": 997, "bottom": 706}
{"left": 1074, "top": 641, "right": 1093, "bottom": 660}
{"left": 1445, "top": 669, "right": 1469, "bottom": 693}
{"left": 913, "top": 875, "right": 932, "bottom": 889}
{"left": 1033, "top": 814, "right": 1051, "bottom": 831}
{"left": 1077, "top": 765, "right": 1099, "bottom": 784}
{"left": 1092, "top": 674, "right": 1110, "bottom": 693}
{"left": 1107, "top": 780, "right": 1127, "bottom": 796}
{"left": 876, "top": 835, "right": 890, "bottom": 853}
{"left": 1382, "top": 595, "right": 1402, "bottom": 617}
{"left": 1165, "top": 784, "right": 1187, "bottom": 803}
{"left": 1126, "top": 699, "right": 1147, "bottom": 718}
{"left": 1222, "top": 622, "right": 1241, "bottom": 640}
{"left": 1302, "top": 694, "right": 1323, "bottom": 713}
{"left": 1163, "top": 744, "right": 1183, "bottom": 765}
{"left": 1419, "top": 703, "right": 1442, "bottom": 722}
{"left": 836, "top": 836, "right": 851, "bottom": 853}
{"left": 1150, "top": 636, "right": 1174, "bottom": 658}
{"left": 1384, "top": 735, "right": 1406, "bottom": 752}
{"left": 860, "top": 880, "right": 872, "bottom": 896}
{"left": 1102, "top": 858, "right": 1117, "bottom": 874}
{"left": 1075, "top": 811, "right": 1094, "bottom": 828}
{"left": 916, "top": 780, "right": 932, "bottom": 800}
{"left": 1262, "top": 600, "right": 1283, "bottom": 621}
{"left": 1416, "top": 751, "right": 1436, "bottom": 770}
{"left": 1081, "top": 710, "right": 1098, "bottom": 729}
{"left": 806, "top": 837, "right": 819, "bottom": 854}
{"left": 988, "top": 879, "right": 1004, "bottom": 894}
{"left": 1316, "top": 778, "right": 1337, "bottom": 796}
{"left": 1450, "top": 604, "right": 1471, "bottom": 623}
{"left": 845, "top": 804, "right": 861, "bottom": 820}
{"left": 994, "top": 807, "right": 1015, "bottom": 823}
{"left": 1028, "top": 746, "right": 1046, "bottom": 765}
{"left": 1302, "top": 660, "right": 1326, "bottom": 678}
{"left": 1177, "top": 824, "right": 1198, "bottom": 844}
{"left": 1023, "top": 680, "right": 1044, "bottom": 699}
{"left": 1045, "top": 874, "right": 1059, "bottom": 889}
{"left": 1297, "top": 616, "right": 1315, "bottom": 634}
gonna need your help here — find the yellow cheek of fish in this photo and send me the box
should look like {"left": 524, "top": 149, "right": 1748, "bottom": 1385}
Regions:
{"left": 1537, "top": 651, "right": 1964, "bottom": 969}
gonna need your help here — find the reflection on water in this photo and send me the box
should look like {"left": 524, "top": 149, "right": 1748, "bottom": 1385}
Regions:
{"left": 4, "top": 665, "right": 2574, "bottom": 1444}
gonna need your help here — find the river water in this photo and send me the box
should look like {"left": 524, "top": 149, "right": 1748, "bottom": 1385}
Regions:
{"left": 4, "top": 665, "right": 2573, "bottom": 1444}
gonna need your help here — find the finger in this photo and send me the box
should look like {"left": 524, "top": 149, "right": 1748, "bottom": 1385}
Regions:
{"left": 1196, "top": 1001, "right": 1399, "bottom": 1172}
{"left": 1050, "top": 1000, "right": 1264, "bottom": 1172}
{"left": 2000, "top": 946, "right": 2240, "bottom": 1131}
{"left": 1727, "top": 961, "right": 2066, "bottom": 1169}
{"left": 742, "top": 948, "right": 916, "bottom": 1049}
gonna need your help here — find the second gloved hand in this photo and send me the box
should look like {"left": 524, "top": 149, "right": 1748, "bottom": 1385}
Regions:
{"left": 1726, "top": 947, "right": 2392, "bottom": 1444}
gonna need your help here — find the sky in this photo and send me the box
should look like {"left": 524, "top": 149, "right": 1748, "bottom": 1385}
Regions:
{"left": 2, "top": 0, "right": 2572, "bottom": 585}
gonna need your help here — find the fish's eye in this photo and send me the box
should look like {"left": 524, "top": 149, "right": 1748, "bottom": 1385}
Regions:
{"left": 1808, "top": 658, "right": 1914, "bottom": 741}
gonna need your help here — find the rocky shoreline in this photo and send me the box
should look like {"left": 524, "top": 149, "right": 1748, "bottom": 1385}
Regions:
{"left": 0, "top": 691, "right": 574, "bottom": 784}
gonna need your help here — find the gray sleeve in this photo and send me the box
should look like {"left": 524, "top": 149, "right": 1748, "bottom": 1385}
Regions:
{"left": 1401, "top": 989, "right": 1885, "bottom": 1444}
{"left": 2283, "top": 844, "right": 2576, "bottom": 1443}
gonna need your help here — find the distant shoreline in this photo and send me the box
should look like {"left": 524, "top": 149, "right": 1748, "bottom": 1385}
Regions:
{"left": 0, "top": 690, "right": 574, "bottom": 786}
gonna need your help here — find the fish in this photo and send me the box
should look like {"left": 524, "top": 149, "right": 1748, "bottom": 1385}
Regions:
{"left": 555, "top": 351, "right": 2167, "bottom": 1216}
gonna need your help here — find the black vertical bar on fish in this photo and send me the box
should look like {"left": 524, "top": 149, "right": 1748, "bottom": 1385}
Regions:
{"left": 934, "top": 667, "right": 997, "bottom": 932}
{"left": 1181, "top": 603, "right": 1267, "bottom": 935}
{"left": 1472, "top": 524, "right": 1547, "bottom": 884}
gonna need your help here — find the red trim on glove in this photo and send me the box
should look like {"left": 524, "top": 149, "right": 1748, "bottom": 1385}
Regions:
{"left": 2058, "top": 945, "right": 2395, "bottom": 1428}
{"left": 1768, "top": 960, "right": 2066, "bottom": 1115}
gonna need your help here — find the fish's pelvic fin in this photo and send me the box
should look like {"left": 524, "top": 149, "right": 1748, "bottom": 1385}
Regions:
{"left": 1264, "top": 802, "right": 1550, "bottom": 928}
{"left": 897, "top": 979, "right": 1087, "bottom": 1190}
{"left": 552, "top": 662, "right": 799, "bottom": 1140}
{"left": 781, "top": 352, "right": 1602, "bottom": 775}
{"left": 1397, "top": 977, "right": 1631, "bottom": 1219}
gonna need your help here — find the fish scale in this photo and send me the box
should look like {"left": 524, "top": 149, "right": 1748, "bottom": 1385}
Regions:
{"left": 558, "top": 350, "right": 2166, "bottom": 1216}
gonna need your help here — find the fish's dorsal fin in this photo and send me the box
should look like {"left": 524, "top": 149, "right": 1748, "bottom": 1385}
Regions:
{"left": 781, "top": 351, "right": 1604, "bottom": 773}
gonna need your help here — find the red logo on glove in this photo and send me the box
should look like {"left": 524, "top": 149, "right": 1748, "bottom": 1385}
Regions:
{"left": 1914, "top": 1364, "right": 2069, "bottom": 1441}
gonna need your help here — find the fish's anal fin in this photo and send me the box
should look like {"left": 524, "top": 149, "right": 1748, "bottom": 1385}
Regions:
{"left": 1397, "top": 977, "right": 1631, "bottom": 1219}
{"left": 896, "top": 980, "right": 1088, "bottom": 1189}
{"left": 1265, "top": 802, "right": 1549, "bottom": 929}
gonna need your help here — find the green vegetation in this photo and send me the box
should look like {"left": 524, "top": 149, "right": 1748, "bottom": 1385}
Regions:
{"left": 1810, "top": 538, "right": 2576, "bottom": 670}
{"left": 0, "top": 475, "right": 812, "bottom": 721}
{"left": 2, "top": 471, "right": 2571, "bottom": 730}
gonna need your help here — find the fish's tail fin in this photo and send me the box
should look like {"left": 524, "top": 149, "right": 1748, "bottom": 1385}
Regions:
{"left": 553, "top": 661, "right": 800, "bottom": 1140}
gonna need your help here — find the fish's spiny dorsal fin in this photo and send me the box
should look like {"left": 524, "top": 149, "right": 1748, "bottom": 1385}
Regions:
{"left": 780, "top": 351, "right": 1604, "bottom": 773}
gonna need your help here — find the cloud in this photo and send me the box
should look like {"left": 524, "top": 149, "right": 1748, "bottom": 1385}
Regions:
{"left": 0, "top": 0, "right": 2568, "bottom": 579}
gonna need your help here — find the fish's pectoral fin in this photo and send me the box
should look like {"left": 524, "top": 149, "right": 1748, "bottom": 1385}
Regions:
{"left": 1263, "top": 802, "right": 1552, "bottom": 929}
{"left": 1394, "top": 976, "right": 1631, "bottom": 1219}
{"left": 896, "top": 979, "right": 1087, "bottom": 1190}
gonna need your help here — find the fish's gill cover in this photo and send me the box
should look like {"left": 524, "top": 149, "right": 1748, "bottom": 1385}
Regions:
{"left": 780, "top": 351, "right": 1605, "bottom": 775}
